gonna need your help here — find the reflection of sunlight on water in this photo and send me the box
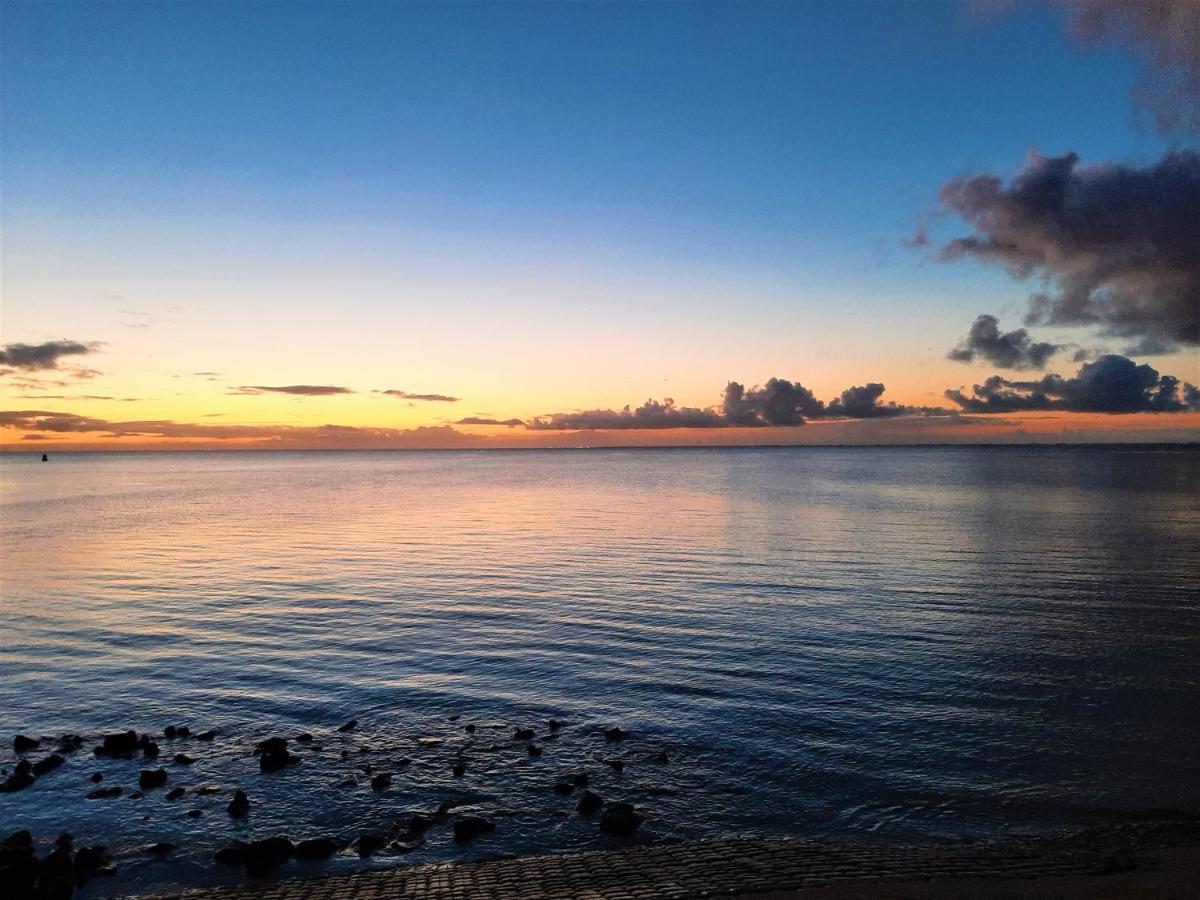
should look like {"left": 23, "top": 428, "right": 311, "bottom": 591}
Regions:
{"left": 0, "top": 446, "right": 1198, "bottom": 895}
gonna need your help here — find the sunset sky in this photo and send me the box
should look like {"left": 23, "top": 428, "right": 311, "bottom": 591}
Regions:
{"left": 1, "top": 1, "right": 1197, "bottom": 449}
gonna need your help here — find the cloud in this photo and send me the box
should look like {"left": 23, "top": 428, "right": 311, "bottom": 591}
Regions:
{"left": 722, "top": 378, "right": 826, "bottom": 426}
{"left": 826, "top": 383, "right": 908, "bottom": 418}
{"left": 526, "top": 398, "right": 725, "bottom": 431}
{"left": 948, "top": 314, "right": 1061, "bottom": 369}
{"left": 1066, "top": 0, "right": 1200, "bottom": 134}
{"left": 0, "top": 340, "right": 101, "bottom": 371}
{"left": 455, "top": 417, "right": 525, "bottom": 427}
{"left": 229, "top": 385, "right": 354, "bottom": 396}
{"left": 936, "top": 150, "right": 1200, "bottom": 347}
{"left": 944, "top": 353, "right": 1198, "bottom": 413}
{"left": 379, "top": 390, "right": 460, "bottom": 402}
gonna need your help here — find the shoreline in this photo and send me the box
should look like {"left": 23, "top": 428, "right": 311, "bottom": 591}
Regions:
{"left": 140, "top": 827, "right": 1200, "bottom": 899}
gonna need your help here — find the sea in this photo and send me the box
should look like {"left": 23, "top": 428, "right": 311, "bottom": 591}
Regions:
{"left": 1, "top": 445, "right": 1198, "bottom": 895}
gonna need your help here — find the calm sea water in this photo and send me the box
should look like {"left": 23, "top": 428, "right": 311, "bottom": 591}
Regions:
{"left": 1, "top": 446, "right": 1198, "bottom": 895}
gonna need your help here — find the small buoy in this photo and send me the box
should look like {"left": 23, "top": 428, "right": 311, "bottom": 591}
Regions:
{"left": 41, "top": 454, "right": 48, "bottom": 462}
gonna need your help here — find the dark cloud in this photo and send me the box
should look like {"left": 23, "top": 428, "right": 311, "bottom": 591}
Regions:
{"left": 526, "top": 398, "right": 725, "bottom": 431}
{"left": 1121, "top": 335, "right": 1179, "bottom": 356}
{"left": 229, "top": 385, "right": 353, "bottom": 396}
{"left": 827, "top": 383, "right": 908, "bottom": 418}
{"left": 380, "top": 390, "right": 460, "bottom": 402}
{"left": 936, "top": 150, "right": 1200, "bottom": 347}
{"left": 945, "top": 354, "right": 1198, "bottom": 413}
{"left": 455, "top": 417, "right": 525, "bottom": 427}
{"left": 1066, "top": 0, "right": 1200, "bottom": 134}
{"left": 948, "top": 314, "right": 1061, "bottom": 369}
{"left": 722, "top": 378, "right": 826, "bottom": 426}
{"left": 0, "top": 340, "right": 101, "bottom": 371}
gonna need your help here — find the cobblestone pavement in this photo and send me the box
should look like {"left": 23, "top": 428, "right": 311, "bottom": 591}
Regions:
{"left": 145, "top": 832, "right": 1155, "bottom": 900}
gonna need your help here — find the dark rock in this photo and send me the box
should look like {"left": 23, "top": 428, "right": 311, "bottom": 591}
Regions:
{"left": 448, "top": 714, "right": 460, "bottom": 721}
{"left": 55, "top": 833, "right": 73, "bottom": 849}
{"left": 38, "top": 843, "right": 75, "bottom": 896}
{"left": 12, "top": 735, "right": 39, "bottom": 753}
{"left": 214, "top": 840, "right": 248, "bottom": 867}
{"left": 336, "top": 719, "right": 358, "bottom": 733}
{"left": 573, "top": 773, "right": 589, "bottom": 786}
{"left": 31, "top": 754, "right": 65, "bottom": 776}
{"left": 173, "top": 753, "right": 193, "bottom": 765}
{"left": 370, "top": 773, "right": 392, "bottom": 791}
{"left": 452, "top": 761, "right": 465, "bottom": 777}
{"left": 195, "top": 730, "right": 217, "bottom": 741}
{"left": 166, "top": 787, "right": 185, "bottom": 801}
{"left": 527, "top": 744, "right": 543, "bottom": 757}
{"left": 606, "top": 759, "right": 625, "bottom": 773}
{"left": 653, "top": 750, "right": 670, "bottom": 763}
{"left": 548, "top": 719, "right": 564, "bottom": 730}
{"left": 163, "top": 725, "right": 178, "bottom": 739}
{"left": 0, "top": 772, "right": 35, "bottom": 793}
{"left": 175, "top": 726, "right": 190, "bottom": 738}
{"left": 227, "top": 789, "right": 250, "bottom": 818}
{"left": 404, "top": 813, "right": 435, "bottom": 835}
{"left": 255, "top": 736, "right": 288, "bottom": 755}
{"left": 295, "top": 837, "right": 339, "bottom": 860}
{"left": 57, "top": 734, "right": 84, "bottom": 753}
{"left": 87, "top": 786, "right": 122, "bottom": 799}
{"left": 464, "top": 724, "right": 476, "bottom": 733}
{"left": 74, "top": 845, "right": 116, "bottom": 884}
{"left": 259, "top": 747, "right": 299, "bottom": 773}
{"left": 295, "top": 733, "right": 313, "bottom": 743}
{"left": 89, "top": 772, "right": 103, "bottom": 783}
{"left": 143, "top": 741, "right": 160, "bottom": 758}
{"left": 15, "top": 759, "right": 31, "bottom": 775}
{"left": 356, "top": 831, "right": 387, "bottom": 858}
{"left": 145, "top": 842, "right": 175, "bottom": 856}
{"left": 186, "top": 809, "right": 203, "bottom": 818}
{"left": 452, "top": 817, "right": 495, "bottom": 842}
{"left": 98, "top": 730, "right": 139, "bottom": 756}
{"left": 244, "top": 837, "right": 293, "bottom": 875}
{"left": 513, "top": 728, "right": 534, "bottom": 740}
{"left": 2, "top": 830, "right": 32, "bottom": 849}
{"left": 599, "top": 801, "right": 644, "bottom": 836}
{"left": 576, "top": 790, "right": 603, "bottom": 814}
{"left": 553, "top": 781, "right": 574, "bottom": 794}
{"left": 604, "top": 727, "right": 626, "bottom": 742}
{"left": 0, "top": 843, "right": 36, "bottom": 896}
{"left": 139, "top": 768, "right": 168, "bottom": 789}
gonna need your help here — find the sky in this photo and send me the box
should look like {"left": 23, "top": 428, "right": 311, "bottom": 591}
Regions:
{"left": 1, "top": 0, "right": 1197, "bottom": 449}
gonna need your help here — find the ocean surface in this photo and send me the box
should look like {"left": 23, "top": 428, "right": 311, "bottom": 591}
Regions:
{"left": 1, "top": 446, "right": 1198, "bottom": 895}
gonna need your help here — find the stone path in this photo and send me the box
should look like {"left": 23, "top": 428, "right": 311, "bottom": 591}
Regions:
{"left": 146, "top": 832, "right": 1150, "bottom": 900}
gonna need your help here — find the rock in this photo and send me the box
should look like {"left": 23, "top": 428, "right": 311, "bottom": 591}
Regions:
{"left": 2, "top": 829, "right": 32, "bottom": 849}
{"left": 0, "top": 843, "right": 36, "bottom": 896}
{"left": 166, "top": 787, "right": 185, "bottom": 801}
{"left": 448, "top": 714, "right": 460, "bottom": 721}
{"left": 606, "top": 759, "right": 625, "bottom": 773}
{"left": 336, "top": 719, "right": 357, "bottom": 733}
{"left": 227, "top": 789, "right": 250, "bottom": 818}
{"left": 244, "top": 837, "right": 293, "bottom": 875}
{"left": 295, "top": 733, "right": 313, "bottom": 743}
{"left": 195, "top": 730, "right": 217, "bottom": 741}
{"left": 370, "top": 773, "right": 391, "bottom": 790}
{"left": 90, "top": 772, "right": 103, "bottom": 783}
{"left": 57, "top": 734, "right": 84, "bottom": 753}
{"left": 15, "top": 759, "right": 31, "bottom": 775}
{"left": 573, "top": 773, "right": 589, "bottom": 786}
{"left": 653, "top": 750, "right": 670, "bottom": 763}
{"left": 576, "top": 790, "right": 603, "bottom": 814}
{"left": 142, "top": 740, "right": 160, "bottom": 758}
{"left": 173, "top": 753, "right": 194, "bottom": 765}
{"left": 145, "top": 842, "right": 175, "bottom": 856}
{"left": 0, "top": 773, "right": 35, "bottom": 793}
{"left": 548, "top": 719, "right": 563, "bottom": 730}
{"left": 295, "top": 837, "right": 340, "bottom": 860}
{"left": 87, "top": 786, "right": 122, "bottom": 799}
{"left": 55, "top": 832, "right": 73, "bottom": 849}
{"left": 163, "top": 725, "right": 179, "bottom": 739}
{"left": 12, "top": 735, "right": 39, "bottom": 753}
{"left": 139, "top": 768, "right": 168, "bottom": 789}
{"left": 604, "top": 727, "right": 625, "bottom": 741}
{"left": 260, "top": 747, "right": 299, "bottom": 773}
{"left": 599, "top": 801, "right": 644, "bottom": 836}
{"left": 404, "top": 813, "right": 435, "bottom": 836}
{"left": 74, "top": 845, "right": 116, "bottom": 884}
{"left": 186, "top": 809, "right": 203, "bottom": 818}
{"left": 98, "top": 730, "right": 139, "bottom": 756}
{"left": 38, "top": 843, "right": 75, "bottom": 896}
{"left": 464, "top": 724, "right": 476, "bottom": 733}
{"left": 513, "top": 728, "right": 534, "bottom": 740}
{"left": 164, "top": 725, "right": 190, "bottom": 739}
{"left": 527, "top": 744, "right": 543, "bottom": 757}
{"left": 214, "top": 840, "right": 249, "bottom": 867}
{"left": 31, "top": 754, "right": 65, "bottom": 776}
{"left": 356, "top": 831, "right": 388, "bottom": 857}
{"left": 452, "top": 761, "right": 466, "bottom": 777}
{"left": 452, "top": 817, "right": 495, "bottom": 842}
{"left": 256, "top": 736, "right": 288, "bottom": 754}
{"left": 553, "top": 781, "right": 574, "bottom": 794}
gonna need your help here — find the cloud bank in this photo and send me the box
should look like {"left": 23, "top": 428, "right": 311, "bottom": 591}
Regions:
{"left": 937, "top": 150, "right": 1200, "bottom": 348}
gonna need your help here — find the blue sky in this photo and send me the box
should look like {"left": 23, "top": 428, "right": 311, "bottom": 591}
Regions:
{"left": 1, "top": 1, "right": 1196, "bottom": 446}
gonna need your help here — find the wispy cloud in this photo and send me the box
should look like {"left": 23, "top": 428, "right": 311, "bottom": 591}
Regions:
{"left": 229, "top": 385, "right": 354, "bottom": 396}
{"left": 379, "top": 390, "right": 460, "bottom": 402}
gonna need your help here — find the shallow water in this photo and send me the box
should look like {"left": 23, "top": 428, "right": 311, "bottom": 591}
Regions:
{"left": 1, "top": 446, "right": 1198, "bottom": 895}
